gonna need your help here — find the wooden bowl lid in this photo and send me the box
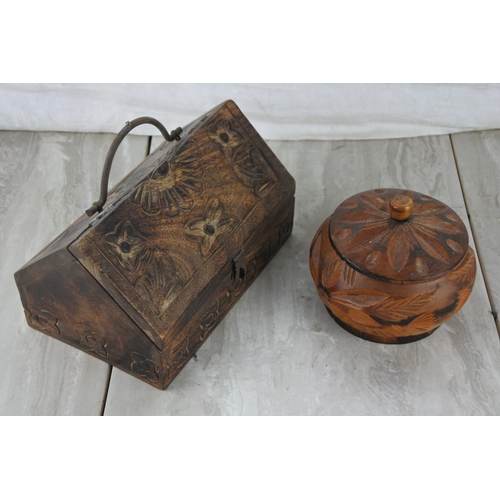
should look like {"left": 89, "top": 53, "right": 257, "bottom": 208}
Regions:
{"left": 329, "top": 188, "right": 468, "bottom": 281}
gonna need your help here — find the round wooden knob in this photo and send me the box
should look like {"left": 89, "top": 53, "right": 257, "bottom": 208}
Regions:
{"left": 390, "top": 195, "right": 414, "bottom": 221}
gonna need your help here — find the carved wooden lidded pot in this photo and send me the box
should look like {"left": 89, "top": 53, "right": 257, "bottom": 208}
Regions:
{"left": 309, "top": 188, "right": 476, "bottom": 344}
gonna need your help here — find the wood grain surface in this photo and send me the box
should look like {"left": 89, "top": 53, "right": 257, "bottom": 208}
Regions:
{"left": 0, "top": 131, "right": 148, "bottom": 415}
{"left": 451, "top": 131, "right": 500, "bottom": 331}
{"left": 100, "top": 135, "right": 500, "bottom": 415}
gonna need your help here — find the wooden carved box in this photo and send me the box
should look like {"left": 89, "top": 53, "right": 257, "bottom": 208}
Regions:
{"left": 14, "top": 100, "right": 296, "bottom": 389}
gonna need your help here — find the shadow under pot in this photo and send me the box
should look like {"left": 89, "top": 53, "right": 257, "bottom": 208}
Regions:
{"left": 309, "top": 188, "right": 476, "bottom": 344}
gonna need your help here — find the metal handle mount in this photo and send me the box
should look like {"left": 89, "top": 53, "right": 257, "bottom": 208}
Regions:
{"left": 85, "top": 117, "right": 182, "bottom": 217}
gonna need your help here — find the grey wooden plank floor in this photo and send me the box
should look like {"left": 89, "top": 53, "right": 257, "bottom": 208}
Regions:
{"left": 1, "top": 131, "right": 499, "bottom": 415}
{"left": 451, "top": 132, "right": 500, "bottom": 331}
{"left": 0, "top": 131, "right": 149, "bottom": 415}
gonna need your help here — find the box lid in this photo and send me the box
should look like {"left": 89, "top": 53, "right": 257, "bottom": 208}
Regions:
{"left": 69, "top": 100, "right": 295, "bottom": 350}
{"left": 329, "top": 188, "right": 468, "bottom": 281}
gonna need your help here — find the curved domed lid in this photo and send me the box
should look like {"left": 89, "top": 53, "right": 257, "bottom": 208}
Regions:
{"left": 329, "top": 188, "right": 468, "bottom": 281}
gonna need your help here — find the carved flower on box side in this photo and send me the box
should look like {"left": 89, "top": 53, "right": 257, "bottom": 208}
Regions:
{"left": 199, "top": 300, "right": 220, "bottom": 340}
{"left": 333, "top": 190, "right": 465, "bottom": 277}
{"left": 227, "top": 269, "right": 246, "bottom": 305}
{"left": 104, "top": 220, "right": 148, "bottom": 273}
{"left": 130, "top": 352, "right": 160, "bottom": 383}
{"left": 79, "top": 330, "right": 108, "bottom": 357}
{"left": 171, "top": 338, "right": 190, "bottom": 366}
{"left": 26, "top": 308, "right": 60, "bottom": 336}
{"left": 278, "top": 219, "right": 293, "bottom": 246}
{"left": 207, "top": 120, "right": 243, "bottom": 159}
{"left": 185, "top": 197, "right": 237, "bottom": 257}
{"left": 131, "top": 141, "right": 204, "bottom": 218}
{"left": 164, "top": 339, "right": 191, "bottom": 384}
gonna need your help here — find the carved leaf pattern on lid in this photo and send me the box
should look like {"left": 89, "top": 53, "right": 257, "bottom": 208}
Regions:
{"left": 330, "top": 189, "right": 468, "bottom": 281}
{"left": 140, "top": 253, "right": 183, "bottom": 316}
{"left": 233, "top": 148, "right": 278, "bottom": 199}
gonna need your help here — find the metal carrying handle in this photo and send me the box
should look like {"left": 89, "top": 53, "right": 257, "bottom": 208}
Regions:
{"left": 86, "top": 117, "right": 182, "bottom": 216}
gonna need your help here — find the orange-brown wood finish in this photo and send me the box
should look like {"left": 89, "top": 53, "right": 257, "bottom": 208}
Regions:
{"left": 15, "top": 100, "right": 296, "bottom": 389}
{"left": 309, "top": 189, "right": 476, "bottom": 344}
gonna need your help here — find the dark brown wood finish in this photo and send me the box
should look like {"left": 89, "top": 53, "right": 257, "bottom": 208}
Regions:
{"left": 15, "top": 100, "right": 296, "bottom": 389}
{"left": 310, "top": 188, "right": 476, "bottom": 344}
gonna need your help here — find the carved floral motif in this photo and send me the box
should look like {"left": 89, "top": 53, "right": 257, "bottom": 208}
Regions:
{"left": 140, "top": 253, "right": 183, "bottom": 316}
{"left": 207, "top": 119, "right": 277, "bottom": 198}
{"left": 207, "top": 120, "right": 243, "bottom": 159}
{"left": 233, "top": 148, "right": 277, "bottom": 199}
{"left": 131, "top": 142, "right": 204, "bottom": 218}
{"left": 102, "top": 219, "right": 188, "bottom": 316}
{"left": 130, "top": 352, "right": 160, "bottom": 383}
{"left": 163, "top": 338, "right": 192, "bottom": 385}
{"left": 79, "top": 330, "right": 108, "bottom": 357}
{"left": 199, "top": 300, "right": 220, "bottom": 340}
{"left": 332, "top": 190, "right": 466, "bottom": 277}
{"left": 278, "top": 219, "right": 293, "bottom": 247}
{"left": 171, "top": 338, "right": 190, "bottom": 366}
{"left": 185, "top": 197, "right": 237, "bottom": 256}
{"left": 448, "top": 248, "right": 476, "bottom": 284}
{"left": 104, "top": 220, "right": 148, "bottom": 273}
{"left": 25, "top": 308, "right": 60, "bottom": 336}
{"left": 227, "top": 270, "right": 245, "bottom": 306}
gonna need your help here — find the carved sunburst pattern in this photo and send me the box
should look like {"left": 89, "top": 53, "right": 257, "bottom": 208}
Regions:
{"left": 131, "top": 141, "right": 204, "bottom": 218}
{"left": 330, "top": 188, "right": 468, "bottom": 281}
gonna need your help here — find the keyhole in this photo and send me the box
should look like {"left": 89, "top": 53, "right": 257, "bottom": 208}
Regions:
{"left": 220, "top": 132, "right": 229, "bottom": 143}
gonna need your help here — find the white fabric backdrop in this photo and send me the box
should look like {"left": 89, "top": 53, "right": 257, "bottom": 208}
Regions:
{"left": 1, "top": 83, "right": 500, "bottom": 140}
